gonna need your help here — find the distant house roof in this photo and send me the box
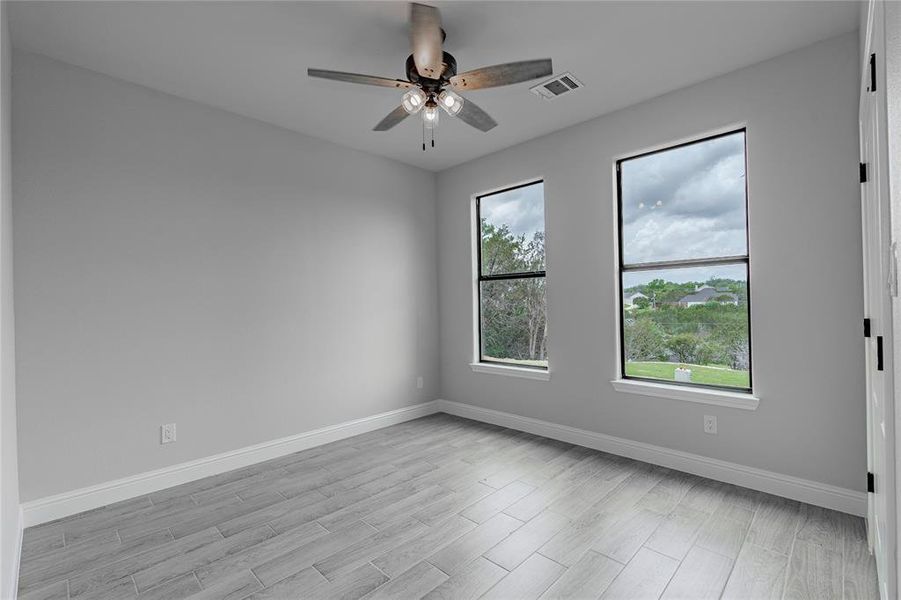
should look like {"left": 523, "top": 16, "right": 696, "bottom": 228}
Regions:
{"left": 679, "top": 286, "right": 738, "bottom": 304}
{"left": 623, "top": 291, "right": 646, "bottom": 300}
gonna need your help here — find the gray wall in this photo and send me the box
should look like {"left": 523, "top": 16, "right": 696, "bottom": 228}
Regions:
{"left": 10, "top": 30, "right": 866, "bottom": 509}
{"left": 0, "top": 3, "right": 19, "bottom": 597}
{"left": 437, "top": 33, "right": 866, "bottom": 492}
{"left": 12, "top": 52, "right": 439, "bottom": 501}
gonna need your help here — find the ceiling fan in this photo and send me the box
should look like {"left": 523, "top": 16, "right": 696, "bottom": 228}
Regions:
{"left": 308, "top": 3, "right": 552, "bottom": 150}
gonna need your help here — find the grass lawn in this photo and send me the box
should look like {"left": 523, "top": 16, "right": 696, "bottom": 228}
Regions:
{"left": 625, "top": 361, "right": 749, "bottom": 388}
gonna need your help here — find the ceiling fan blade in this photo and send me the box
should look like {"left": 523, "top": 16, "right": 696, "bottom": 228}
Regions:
{"left": 308, "top": 69, "right": 414, "bottom": 89}
{"left": 450, "top": 59, "right": 553, "bottom": 91}
{"left": 373, "top": 105, "right": 410, "bottom": 131}
{"left": 410, "top": 3, "right": 444, "bottom": 79}
{"left": 455, "top": 96, "right": 497, "bottom": 132}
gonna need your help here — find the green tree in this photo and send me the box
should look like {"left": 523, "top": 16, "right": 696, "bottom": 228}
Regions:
{"left": 712, "top": 321, "right": 750, "bottom": 369}
{"left": 667, "top": 333, "right": 701, "bottom": 363}
{"left": 643, "top": 279, "right": 667, "bottom": 308}
{"left": 624, "top": 318, "right": 666, "bottom": 361}
{"left": 633, "top": 296, "right": 650, "bottom": 310}
{"left": 480, "top": 221, "right": 522, "bottom": 275}
{"left": 479, "top": 221, "right": 547, "bottom": 362}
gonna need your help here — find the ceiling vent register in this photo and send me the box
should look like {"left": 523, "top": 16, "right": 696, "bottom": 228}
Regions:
{"left": 530, "top": 72, "right": 583, "bottom": 100}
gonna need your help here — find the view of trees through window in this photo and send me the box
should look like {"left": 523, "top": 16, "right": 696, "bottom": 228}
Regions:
{"left": 618, "top": 130, "right": 751, "bottom": 390}
{"left": 478, "top": 181, "right": 547, "bottom": 368}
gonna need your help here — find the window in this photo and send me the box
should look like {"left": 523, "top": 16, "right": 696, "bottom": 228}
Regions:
{"left": 617, "top": 130, "right": 751, "bottom": 392}
{"left": 476, "top": 181, "right": 547, "bottom": 370}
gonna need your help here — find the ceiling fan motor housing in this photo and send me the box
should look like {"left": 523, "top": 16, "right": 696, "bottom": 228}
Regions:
{"left": 406, "top": 51, "right": 456, "bottom": 91}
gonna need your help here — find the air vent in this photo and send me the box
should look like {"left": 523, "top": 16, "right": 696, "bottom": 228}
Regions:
{"left": 530, "top": 72, "right": 583, "bottom": 100}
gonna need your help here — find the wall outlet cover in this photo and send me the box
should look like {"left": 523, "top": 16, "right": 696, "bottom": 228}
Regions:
{"left": 703, "top": 415, "right": 717, "bottom": 435}
{"left": 161, "top": 423, "right": 177, "bottom": 444}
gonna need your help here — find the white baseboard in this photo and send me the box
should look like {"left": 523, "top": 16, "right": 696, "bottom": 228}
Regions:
{"left": 6, "top": 506, "right": 23, "bottom": 600}
{"left": 437, "top": 399, "right": 867, "bottom": 516}
{"left": 21, "top": 396, "right": 865, "bottom": 529}
{"left": 22, "top": 401, "right": 439, "bottom": 527}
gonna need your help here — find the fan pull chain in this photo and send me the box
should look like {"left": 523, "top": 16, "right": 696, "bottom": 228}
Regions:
{"left": 422, "top": 121, "right": 426, "bottom": 151}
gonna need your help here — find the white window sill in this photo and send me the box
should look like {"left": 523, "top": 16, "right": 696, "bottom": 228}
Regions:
{"left": 610, "top": 379, "right": 759, "bottom": 410}
{"left": 470, "top": 363, "right": 551, "bottom": 381}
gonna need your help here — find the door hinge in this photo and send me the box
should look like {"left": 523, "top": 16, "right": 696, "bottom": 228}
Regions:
{"left": 869, "top": 53, "right": 877, "bottom": 92}
{"left": 877, "top": 335, "right": 884, "bottom": 371}
{"left": 860, "top": 163, "right": 868, "bottom": 183}
{"left": 864, "top": 318, "right": 871, "bottom": 338}
{"left": 868, "top": 471, "right": 875, "bottom": 493}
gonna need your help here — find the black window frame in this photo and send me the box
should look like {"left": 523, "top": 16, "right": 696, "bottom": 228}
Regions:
{"left": 476, "top": 179, "right": 548, "bottom": 370}
{"left": 616, "top": 128, "right": 753, "bottom": 393}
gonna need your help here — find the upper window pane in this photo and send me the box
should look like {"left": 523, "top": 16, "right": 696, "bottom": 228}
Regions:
{"left": 620, "top": 131, "right": 747, "bottom": 265}
{"left": 480, "top": 182, "right": 545, "bottom": 276}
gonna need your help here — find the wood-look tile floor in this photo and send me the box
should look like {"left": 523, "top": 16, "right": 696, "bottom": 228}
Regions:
{"left": 18, "top": 414, "right": 878, "bottom": 600}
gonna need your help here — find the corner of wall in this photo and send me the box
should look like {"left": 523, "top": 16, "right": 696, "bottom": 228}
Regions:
{"left": 1, "top": 1, "right": 22, "bottom": 597}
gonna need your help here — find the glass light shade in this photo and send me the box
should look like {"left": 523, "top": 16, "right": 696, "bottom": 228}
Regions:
{"left": 422, "top": 105, "right": 439, "bottom": 129}
{"left": 438, "top": 90, "right": 464, "bottom": 116}
{"left": 401, "top": 88, "right": 427, "bottom": 114}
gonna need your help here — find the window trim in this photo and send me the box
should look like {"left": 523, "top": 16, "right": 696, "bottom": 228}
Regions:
{"left": 610, "top": 378, "right": 759, "bottom": 410}
{"left": 615, "top": 128, "right": 753, "bottom": 394}
{"left": 471, "top": 362, "right": 551, "bottom": 381}
{"left": 474, "top": 178, "right": 548, "bottom": 372}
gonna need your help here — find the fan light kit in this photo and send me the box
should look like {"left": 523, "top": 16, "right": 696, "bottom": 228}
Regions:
{"left": 308, "top": 3, "right": 553, "bottom": 150}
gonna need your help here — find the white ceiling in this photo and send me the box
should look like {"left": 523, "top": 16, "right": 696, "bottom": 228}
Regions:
{"left": 9, "top": 1, "right": 859, "bottom": 172}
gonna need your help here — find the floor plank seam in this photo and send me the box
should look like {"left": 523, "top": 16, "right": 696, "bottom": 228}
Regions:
{"left": 593, "top": 548, "right": 629, "bottom": 566}
{"left": 480, "top": 553, "right": 512, "bottom": 574}
{"left": 368, "top": 561, "right": 392, "bottom": 580}
{"left": 779, "top": 527, "right": 799, "bottom": 600}
{"left": 248, "top": 566, "right": 265, "bottom": 590}
{"left": 424, "top": 559, "right": 451, "bottom": 578}
{"left": 715, "top": 496, "right": 761, "bottom": 598}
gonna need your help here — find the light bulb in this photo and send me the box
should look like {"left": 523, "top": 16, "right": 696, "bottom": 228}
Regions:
{"left": 437, "top": 90, "right": 464, "bottom": 116}
{"left": 401, "top": 88, "right": 427, "bottom": 114}
{"left": 422, "top": 105, "right": 439, "bottom": 129}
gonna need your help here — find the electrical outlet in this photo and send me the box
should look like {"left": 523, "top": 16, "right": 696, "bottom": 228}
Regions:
{"left": 703, "top": 415, "right": 717, "bottom": 435}
{"left": 417, "top": 376, "right": 424, "bottom": 390}
{"left": 161, "top": 423, "right": 176, "bottom": 444}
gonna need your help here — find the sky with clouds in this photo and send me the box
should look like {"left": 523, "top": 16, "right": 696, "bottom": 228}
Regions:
{"left": 621, "top": 131, "right": 747, "bottom": 264}
{"left": 620, "top": 131, "right": 748, "bottom": 285}
{"left": 479, "top": 133, "right": 747, "bottom": 287}
{"left": 480, "top": 181, "right": 545, "bottom": 240}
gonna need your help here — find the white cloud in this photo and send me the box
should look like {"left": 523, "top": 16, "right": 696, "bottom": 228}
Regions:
{"left": 480, "top": 182, "right": 545, "bottom": 240}
{"left": 621, "top": 132, "right": 747, "bottom": 264}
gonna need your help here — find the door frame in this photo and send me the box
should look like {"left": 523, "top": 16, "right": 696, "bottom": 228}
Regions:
{"left": 861, "top": 2, "right": 897, "bottom": 599}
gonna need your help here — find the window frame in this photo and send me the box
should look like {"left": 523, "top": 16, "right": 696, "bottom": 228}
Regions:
{"left": 475, "top": 179, "right": 548, "bottom": 371}
{"left": 615, "top": 128, "right": 753, "bottom": 394}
